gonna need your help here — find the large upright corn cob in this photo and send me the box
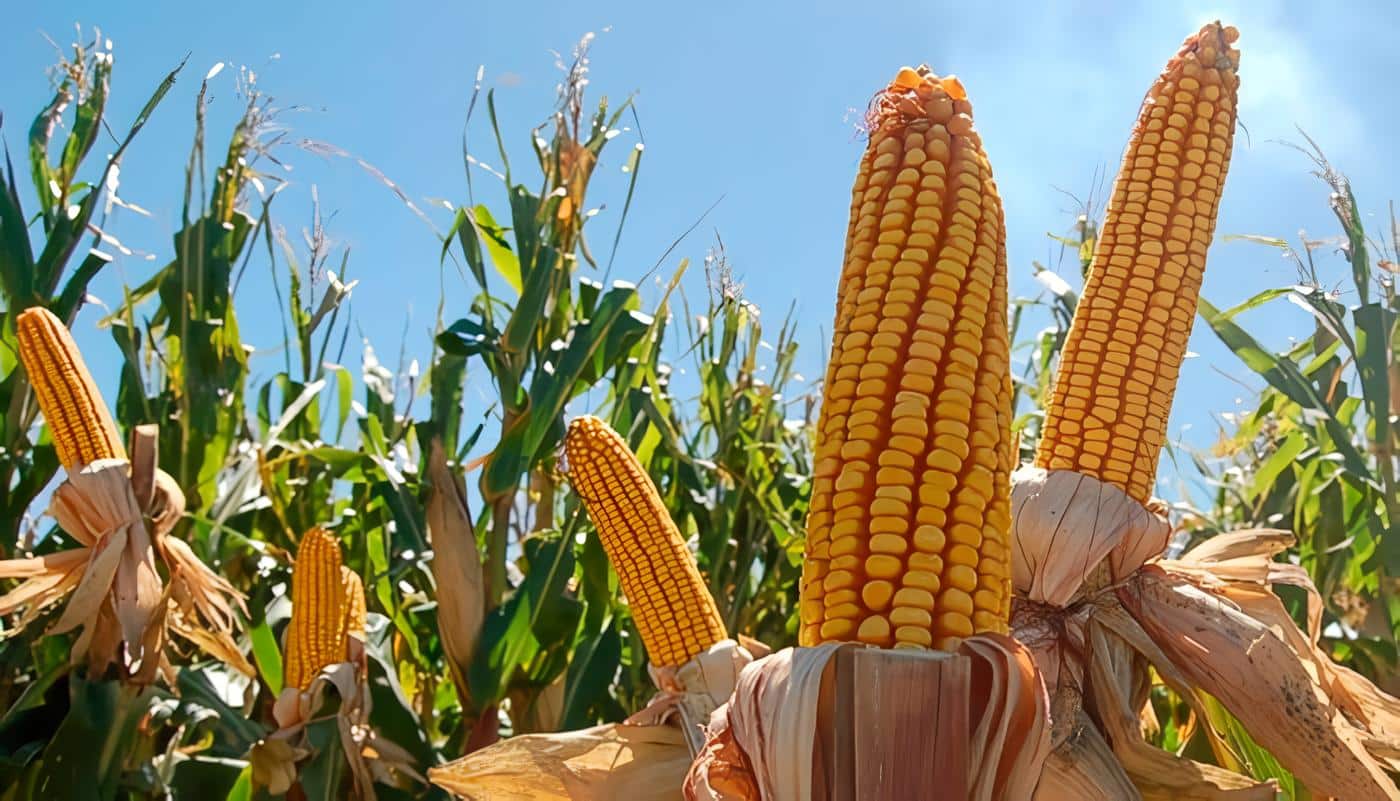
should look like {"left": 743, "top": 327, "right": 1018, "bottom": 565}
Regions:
{"left": 1035, "top": 22, "right": 1240, "bottom": 503}
{"left": 16, "top": 307, "right": 126, "bottom": 470}
{"left": 564, "top": 416, "right": 728, "bottom": 668}
{"left": 801, "top": 67, "right": 1014, "bottom": 651}
{"left": 284, "top": 528, "right": 349, "bottom": 690}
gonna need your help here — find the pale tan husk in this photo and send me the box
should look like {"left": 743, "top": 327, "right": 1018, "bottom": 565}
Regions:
{"left": 257, "top": 659, "right": 422, "bottom": 799}
{"left": 1011, "top": 465, "right": 1400, "bottom": 800}
{"left": 0, "top": 426, "right": 249, "bottom": 682}
{"left": 683, "top": 635, "right": 1051, "bottom": 801}
{"left": 428, "top": 639, "right": 754, "bottom": 800}
{"left": 428, "top": 722, "right": 692, "bottom": 801}
{"left": 425, "top": 438, "right": 486, "bottom": 709}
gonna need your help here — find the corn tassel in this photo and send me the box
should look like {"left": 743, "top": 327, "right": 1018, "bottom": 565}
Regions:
{"left": 564, "top": 416, "right": 728, "bottom": 668}
{"left": 16, "top": 307, "right": 125, "bottom": 470}
{"left": 802, "top": 67, "right": 1014, "bottom": 651}
{"left": 1035, "top": 22, "right": 1240, "bottom": 503}
{"left": 284, "top": 527, "right": 348, "bottom": 690}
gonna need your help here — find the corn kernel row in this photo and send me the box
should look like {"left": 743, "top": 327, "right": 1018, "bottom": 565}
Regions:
{"left": 284, "top": 527, "right": 349, "bottom": 690}
{"left": 564, "top": 416, "right": 729, "bottom": 668}
{"left": 801, "top": 67, "right": 1014, "bottom": 651}
{"left": 1036, "top": 22, "right": 1241, "bottom": 502}
{"left": 15, "top": 307, "right": 126, "bottom": 470}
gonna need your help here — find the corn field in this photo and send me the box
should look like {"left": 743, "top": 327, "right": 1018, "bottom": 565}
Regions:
{"left": 0, "top": 22, "right": 1397, "bottom": 801}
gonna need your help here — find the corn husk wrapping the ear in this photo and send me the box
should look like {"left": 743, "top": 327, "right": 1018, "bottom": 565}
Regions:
{"left": 0, "top": 427, "right": 249, "bottom": 682}
{"left": 425, "top": 438, "right": 486, "bottom": 709}
{"left": 258, "top": 660, "right": 422, "bottom": 799}
{"left": 630, "top": 640, "right": 756, "bottom": 753}
{"left": 1011, "top": 465, "right": 1400, "bottom": 800}
{"left": 429, "top": 640, "right": 752, "bottom": 800}
{"left": 684, "top": 636, "right": 1051, "bottom": 801}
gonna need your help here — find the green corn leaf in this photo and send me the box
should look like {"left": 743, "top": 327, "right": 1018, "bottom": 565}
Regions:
{"left": 248, "top": 620, "right": 284, "bottom": 696}
{"left": 1199, "top": 297, "right": 1371, "bottom": 479}
{"left": 471, "top": 204, "right": 520, "bottom": 294}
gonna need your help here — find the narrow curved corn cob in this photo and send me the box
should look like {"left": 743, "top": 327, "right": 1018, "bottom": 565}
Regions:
{"left": 801, "top": 67, "right": 1014, "bottom": 651}
{"left": 564, "top": 416, "right": 728, "bottom": 668}
{"left": 341, "top": 566, "right": 367, "bottom": 642}
{"left": 1035, "top": 22, "right": 1240, "bottom": 503}
{"left": 16, "top": 307, "right": 125, "bottom": 470}
{"left": 284, "top": 527, "right": 348, "bottom": 690}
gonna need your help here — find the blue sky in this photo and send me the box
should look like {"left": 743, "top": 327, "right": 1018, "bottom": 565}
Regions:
{"left": 2, "top": 1, "right": 1397, "bottom": 505}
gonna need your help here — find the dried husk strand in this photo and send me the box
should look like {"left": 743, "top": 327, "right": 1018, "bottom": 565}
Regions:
{"left": 0, "top": 423, "right": 249, "bottom": 682}
{"left": 1012, "top": 465, "right": 1400, "bottom": 800}
{"left": 682, "top": 635, "right": 1051, "bottom": 801}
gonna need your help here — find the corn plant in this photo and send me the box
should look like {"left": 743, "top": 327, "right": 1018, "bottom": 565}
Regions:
{"left": 0, "top": 32, "right": 181, "bottom": 543}
{"left": 1192, "top": 140, "right": 1400, "bottom": 685}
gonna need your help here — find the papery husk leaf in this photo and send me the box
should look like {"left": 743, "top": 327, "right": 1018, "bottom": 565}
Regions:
{"left": 170, "top": 606, "right": 256, "bottom": 677}
{"left": 266, "top": 640, "right": 414, "bottom": 800}
{"left": 961, "top": 633, "right": 1054, "bottom": 801}
{"left": 49, "top": 459, "right": 163, "bottom": 659}
{"left": 0, "top": 548, "right": 90, "bottom": 580}
{"left": 686, "top": 644, "right": 840, "bottom": 801}
{"left": 250, "top": 737, "right": 308, "bottom": 796}
{"left": 1124, "top": 565, "right": 1400, "bottom": 800}
{"left": 50, "top": 525, "right": 126, "bottom": 637}
{"left": 633, "top": 639, "right": 755, "bottom": 755}
{"left": 132, "top": 577, "right": 175, "bottom": 685}
{"left": 684, "top": 638, "right": 1050, "bottom": 801}
{"left": 1010, "top": 468, "right": 1365, "bottom": 798}
{"left": 429, "top": 723, "right": 691, "bottom": 801}
{"left": 1084, "top": 617, "right": 1273, "bottom": 800}
{"left": 1034, "top": 713, "right": 1140, "bottom": 801}
{"left": 426, "top": 438, "right": 485, "bottom": 708}
{"left": 164, "top": 541, "right": 246, "bottom": 632}
{"left": 686, "top": 708, "right": 760, "bottom": 801}
{"left": 0, "top": 549, "right": 89, "bottom": 626}
{"left": 1010, "top": 466, "right": 1171, "bottom": 606}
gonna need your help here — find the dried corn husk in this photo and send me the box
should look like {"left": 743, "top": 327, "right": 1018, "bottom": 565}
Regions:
{"left": 430, "top": 639, "right": 754, "bottom": 800}
{"left": 260, "top": 660, "right": 422, "bottom": 800}
{"left": 426, "top": 438, "right": 485, "bottom": 708}
{"left": 0, "top": 426, "right": 249, "bottom": 681}
{"left": 629, "top": 640, "right": 756, "bottom": 754}
{"left": 684, "top": 635, "right": 1051, "bottom": 801}
{"left": 1011, "top": 465, "right": 1400, "bottom": 800}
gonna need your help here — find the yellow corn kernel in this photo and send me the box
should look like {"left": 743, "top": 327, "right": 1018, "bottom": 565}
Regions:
{"left": 564, "top": 416, "right": 728, "bottom": 667}
{"left": 15, "top": 307, "right": 125, "bottom": 470}
{"left": 802, "top": 66, "right": 1014, "bottom": 649}
{"left": 1036, "top": 22, "right": 1240, "bottom": 503}
{"left": 284, "top": 528, "right": 348, "bottom": 690}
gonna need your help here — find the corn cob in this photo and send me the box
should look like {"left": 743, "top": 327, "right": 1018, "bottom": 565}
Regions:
{"left": 15, "top": 307, "right": 126, "bottom": 470}
{"left": 564, "top": 416, "right": 728, "bottom": 667}
{"left": 284, "top": 528, "right": 348, "bottom": 690}
{"left": 341, "top": 566, "right": 367, "bottom": 642}
{"left": 801, "top": 67, "right": 1014, "bottom": 651}
{"left": 1035, "top": 22, "right": 1240, "bottom": 503}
